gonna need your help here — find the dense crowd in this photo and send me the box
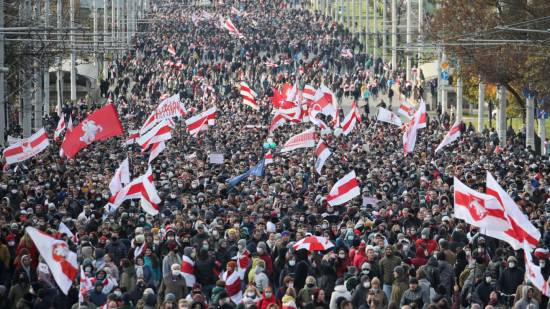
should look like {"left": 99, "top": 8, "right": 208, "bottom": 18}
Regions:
{"left": 1, "top": 0, "right": 550, "bottom": 309}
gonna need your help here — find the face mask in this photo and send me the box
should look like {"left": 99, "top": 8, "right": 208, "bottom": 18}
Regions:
{"left": 322, "top": 224, "right": 329, "bottom": 229}
{"left": 363, "top": 282, "right": 371, "bottom": 288}
{"left": 485, "top": 277, "right": 492, "bottom": 283}
{"left": 265, "top": 292, "right": 272, "bottom": 297}
{"left": 362, "top": 269, "right": 370, "bottom": 275}
{"left": 288, "top": 260, "right": 296, "bottom": 266}
{"left": 307, "top": 283, "right": 314, "bottom": 288}
{"left": 339, "top": 254, "right": 346, "bottom": 259}
{"left": 8, "top": 241, "right": 15, "bottom": 246}
{"left": 114, "top": 291, "right": 122, "bottom": 297}
{"left": 509, "top": 262, "right": 516, "bottom": 268}
{"left": 257, "top": 248, "right": 263, "bottom": 254}
{"left": 288, "top": 282, "right": 294, "bottom": 288}
{"left": 247, "top": 292, "right": 255, "bottom": 298}
{"left": 540, "top": 261, "right": 546, "bottom": 267}
{"left": 172, "top": 270, "right": 181, "bottom": 276}
{"left": 203, "top": 244, "right": 209, "bottom": 250}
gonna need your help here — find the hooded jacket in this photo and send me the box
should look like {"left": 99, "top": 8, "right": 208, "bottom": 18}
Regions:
{"left": 329, "top": 284, "right": 352, "bottom": 309}
{"left": 513, "top": 286, "right": 539, "bottom": 309}
{"left": 256, "top": 290, "right": 278, "bottom": 309}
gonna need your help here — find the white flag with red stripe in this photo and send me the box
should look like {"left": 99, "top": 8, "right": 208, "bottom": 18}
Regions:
{"left": 124, "top": 130, "right": 140, "bottom": 146}
{"left": 314, "top": 140, "right": 331, "bottom": 175}
{"left": 264, "top": 151, "right": 273, "bottom": 165}
{"left": 138, "top": 119, "right": 172, "bottom": 152}
{"left": 54, "top": 114, "right": 66, "bottom": 141}
{"left": 485, "top": 172, "right": 541, "bottom": 249}
{"left": 111, "top": 167, "right": 161, "bottom": 215}
{"left": 435, "top": 122, "right": 461, "bottom": 152}
{"left": 377, "top": 107, "right": 402, "bottom": 126}
{"left": 223, "top": 18, "right": 244, "bottom": 38}
{"left": 453, "top": 177, "right": 511, "bottom": 231}
{"left": 235, "top": 249, "right": 251, "bottom": 280}
{"left": 167, "top": 44, "right": 176, "bottom": 56}
{"left": 327, "top": 170, "right": 361, "bottom": 206}
{"left": 79, "top": 266, "right": 94, "bottom": 302}
{"left": 402, "top": 100, "right": 426, "bottom": 154}
{"left": 240, "top": 82, "right": 259, "bottom": 110}
{"left": 310, "top": 84, "right": 338, "bottom": 120}
{"left": 148, "top": 142, "right": 166, "bottom": 164}
{"left": 220, "top": 270, "right": 242, "bottom": 304}
{"left": 58, "top": 222, "right": 78, "bottom": 244}
{"left": 3, "top": 128, "right": 50, "bottom": 166}
{"left": 181, "top": 255, "right": 196, "bottom": 288}
{"left": 302, "top": 85, "right": 316, "bottom": 101}
{"left": 398, "top": 101, "right": 415, "bottom": 119}
{"left": 185, "top": 107, "right": 217, "bottom": 137}
{"left": 281, "top": 128, "right": 317, "bottom": 152}
{"left": 67, "top": 116, "right": 73, "bottom": 131}
{"left": 523, "top": 241, "right": 550, "bottom": 297}
{"left": 140, "top": 93, "right": 185, "bottom": 135}
{"left": 109, "top": 158, "right": 131, "bottom": 196}
{"left": 341, "top": 101, "right": 361, "bottom": 135}
{"left": 25, "top": 227, "right": 77, "bottom": 295}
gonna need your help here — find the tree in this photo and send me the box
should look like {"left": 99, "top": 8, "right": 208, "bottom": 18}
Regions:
{"left": 426, "top": 0, "right": 550, "bottom": 116}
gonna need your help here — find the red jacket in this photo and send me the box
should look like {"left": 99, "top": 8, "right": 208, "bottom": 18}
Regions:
{"left": 415, "top": 239, "right": 438, "bottom": 254}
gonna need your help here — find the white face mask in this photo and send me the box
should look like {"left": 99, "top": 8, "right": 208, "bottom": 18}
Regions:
{"left": 540, "top": 261, "right": 546, "bottom": 267}
{"left": 363, "top": 282, "right": 371, "bottom": 288}
{"left": 288, "top": 260, "right": 296, "bottom": 266}
{"left": 172, "top": 270, "right": 181, "bottom": 276}
{"left": 338, "top": 254, "right": 346, "bottom": 259}
{"left": 509, "top": 262, "right": 516, "bottom": 268}
{"left": 486, "top": 277, "right": 492, "bottom": 283}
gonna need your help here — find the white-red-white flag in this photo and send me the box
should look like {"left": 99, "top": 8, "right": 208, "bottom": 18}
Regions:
{"left": 148, "top": 141, "right": 166, "bottom": 164}
{"left": 3, "top": 128, "right": 50, "bottom": 166}
{"left": 125, "top": 130, "right": 140, "bottom": 146}
{"left": 402, "top": 100, "right": 426, "bottom": 154}
{"left": 111, "top": 167, "right": 161, "bottom": 215}
{"left": 340, "top": 48, "right": 353, "bottom": 59}
{"left": 240, "top": 82, "right": 259, "bottom": 110}
{"left": 109, "top": 158, "right": 131, "bottom": 196}
{"left": 264, "top": 150, "right": 273, "bottom": 165}
{"left": 58, "top": 222, "right": 78, "bottom": 244}
{"left": 327, "top": 170, "right": 361, "bottom": 206}
{"left": 523, "top": 241, "right": 550, "bottom": 297}
{"left": 79, "top": 266, "right": 94, "bottom": 303}
{"left": 314, "top": 139, "right": 331, "bottom": 175}
{"left": 140, "top": 93, "right": 185, "bottom": 135}
{"left": 25, "top": 227, "right": 77, "bottom": 294}
{"left": 54, "top": 114, "right": 66, "bottom": 141}
{"left": 435, "top": 122, "right": 462, "bottom": 152}
{"left": 185, "top": 107, "right": 217, "bottom": 137}
{"left": 341, "top": 101, "right": 361, "bottom": 135}
{"left": 302, "top": 85, "right": 316, "bottom": 101}
{"left": 281, "top": 128, "right": 317, "bottom": 152}
{"left": 453, "top": 177, "right": 511, "bottom": 231}
{"left": 485, "top": 172, "right": 541, "bottom": 249}
{"left": 67, "top": 116, "right": 73, "bottom": 131}
{"left": 223, "top": 18, "right": 244, "bottom": 38}
{"left": 167, "top": 44, "right": 176, "bottom": 56}
{"left": 377, "top": 107, "right": 402, "bottom": 126}
{"left": 138, "top": 119, "right": 172, "bottom": 152}
{"left": 220, "top": 270, "right": 242, "bottom": 304}
{"left": 181, "top": 255, "right": 196, "bottom": 288}
{"left": 310, "top": 84, "right": 338, "bottom": 120}
{"left": 398, "top": 101, "right": 415, "bottom": 120}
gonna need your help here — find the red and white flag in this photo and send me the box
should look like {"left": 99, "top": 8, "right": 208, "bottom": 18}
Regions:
{"left": 167, "top": 44, "right": 176, "bottom": 56}
{"left": 111, "top": 167, "right": 161, "bottom": 216}
{"left": 3, "top": 128, "right": 50, "bottom": 166}
{"left": 398, "top": 101, "right": 415, "bottom": 119}
{"left": 109, "top": 158, "right": 130, "bottom": 196}
{"left": 402, "top": 100, "right": 426, "bottom": 154}
{"left": 148, "top": 142, "right": 166, "bottom": 164}
{"left": 282, "top": 300, "right": 297, "bottom": 309}
{"left": 60, "top": 104, "right": 124, "bottom": 159}
{"left": 140, "top": 93, "right": 186, "bottom": 135}
{"left": 327, "top": 170, "right": 361, "bottom": 206}
{"left": 67, "top": 116, "right": 73, "bottom": 131}
{"left": 125, "top": 130, "right": 140, "bottom": 146}
{"left": 341, "top": 101, "right": 361, "bottom": 135}
{"left": 264, "top": 150, "right": 273, "bottom": 165}
{"left": 377, "top": 107, "right": 402, "bottom": 126}
{"left": 314, "top": 139, "right": 331, "bottom": 175}
{"left": 302, "top": 85, "right": 316, "bottom": 101}
{"left": 220, "top": 270, "right": 242, "bottom": 304}
{"left": 54, "top": 115, "right": 66, "bottom": 141}
{"left": 416, "top": 100, "right": 427, "bottom": 129}
{"left": 79, "top": 266, "right": 94, "bottom": 303}
{"left": 223, "top": 18, "right": 244, "bottom": 38}
{"left": 453, "top": 177, "right": 510, "bottom": 231}
{"left": 181, "top": 255, "right": 196, "bottom": 288}
{"left": 265, "top": 61, "right": 278, "bottom": 68}
{"left": 58, "top": 222, "right": 78, "bottom": 244}
{"left": 185, "top": 107, "right": 217, "bottom": 137}
{"left": 340, "top": 48, "right": 353, "bottom": 59}
{"left": 240, "top": 82, "right": 259, "bottom": 110}
{"left": 281, "top": 128, "right": 317, "bottom": 152}
{"left": 235, "top": 249, "right": 251, "bottom": 280}
{"left": 523, "top": 241, "right": 550, "bottom": 297}
{"left": 138, "top": 119, "right": 172, "bottom": 152}
{"left": 435, "top": 122, "right": 461, "bottom": 152}
{"left": 310, "top": 84, "right": 338, "bottom": 120}
{"left": 485, "top": 172, "right": 541, "bottom": 249}
{"left": 25, "top": 227, "right": 77, "bottom": 295}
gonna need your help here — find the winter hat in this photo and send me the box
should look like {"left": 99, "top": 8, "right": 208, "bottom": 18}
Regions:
{"left": 394, "top": 266, "right": 405, "bottom": 276}
{"left": 227, "top": 261, "right": 237, "bottom": 270}
{"left": 238, "top": 239, "right": 246, "bottom": 247}
{"left": 421, "top": 228, "right": 430, "bottom": 237}
{"left": 164, "top": 293, "right": 176, "bottom": 303}
{"left": 306, "top": 276, "right": 316, "bottom": 285}
{"left": 257, "top": 242, "right": 267, "bottom": 251}
{"left": 144, "top": 292, "right": 156, "bottom": 306}
{"left": 135, "top": 234, "right": 145, "bottom": 244}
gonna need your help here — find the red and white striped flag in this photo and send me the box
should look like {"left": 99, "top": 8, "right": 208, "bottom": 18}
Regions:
{"left": 148, "top": 142, "right": 166, "bottom": 164}
{"left": 140, "top": 93, "right": 185, "bottom": 135}
{"left": 3, "top": 128, "right": 50, "bottom": 166}
{"left": 377, "top": 107, "right": 402, "bottom": 126}
{"left": 314, "top": 139, "right": 331, "bottom": 175}
{"left": 523, "top": 241, "right": 550, "bottom": 297}
{"left": 79, "top": 266, "right": 93, "bottom": 303}
{"left": 302, "top": 85, "right": 316, "bottom": 101}
{"left": 435, "top": 122, "right": 461, "bottom": 152}
{"left": 109, "top": 158, "right": 131, "bottom": 196}
{"left": 58, "top": 222, "right": 78, "bottom": 244}
{"left": 327, "top": 170, "right": 361, "bottom": 206}
{"left": 453, "top": 177, "right": 510, "bottom": 231}
{"left": 402, "top": 100, "right": 426, "bottom": 154}
{"left": 111, "top": 167, "right": 161, "bottom": 216}
{"left": 125, "top": 130, "right": 140, "bottom": 146}
{"left": 240, "top": 82, "right": 259, "bottom": 110}
{"left": 264, "top": 150, "right": 273, "bottom": 165}
{"left": 265, "top": 61, "right": 278, "bottom": 68}
{"left": 25, "top": 227, "right": 77, "bottom": 295}
{"left": 281, "top": 128, "right": 317, "bottom": 152}
{"left": 67, "top": 116, "right": 73, "bottom": 131}
{"left": 485, "top": 172, "right": 541, "bottom": 249}
{"left": 223, "top": 18, "right": 244, "bottom": 38}
{"left": 167, "top": 44, "right": 176, "bottom": 56}
{"left": 137, "top": 120, "right": 172, "bottom": 152}
{"left": 54, "top": 114, "right": 66, "bottom": 141}
{"left": 220, "top": 270, "right": 242, "bottom": 304}
{"left": 236, "top": 249, "right": 251, "bottom": 279}
{"left": 398, "top": 101, "right": 415, "bottom": 119}
{"left": 341, "top": 101, "right": 361, "bottom": 135}
{"left": 181, "top": 255, "right": 196, "bottom": 288}
{"left": 185, "top": 107, "right": 217, "bottom": 137}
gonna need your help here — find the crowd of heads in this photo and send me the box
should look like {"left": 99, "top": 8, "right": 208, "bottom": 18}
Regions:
{"left": 0, "top": 0, "right": 550, "bottom": 309}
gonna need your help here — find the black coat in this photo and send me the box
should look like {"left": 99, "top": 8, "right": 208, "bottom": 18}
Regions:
{"left": 195, "top": 258, "right": 218, "bottom": 286}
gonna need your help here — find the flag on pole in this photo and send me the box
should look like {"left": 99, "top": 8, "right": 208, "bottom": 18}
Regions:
{"left": 227, "top": 159, "right": 265, "bottom": 187}
{"left": 240, "top": 82, "right": 259, "bottom": 110}
{"left": 148, "top": 142, "right": 166, "bottom": 164}
{"left": 398, "top": 101, "right": 415, "bottom": 119}
{"left": 137, "top": 120, "right": 172, "bottom": 152}
{"left": 110, "top": 167, "right": 161, "bottom": 215}
{"left": 109, "top": 158, "right": 131, "bottom": 196}
{"left": 25, "top": 227, "right": 77, "bottom": 295}
{"left": 327, "top": 170, "right": 361, "bottom": 206}
{"left": 54, "top": 114, "right": 66, "bottom": 141}
{"left": 140, "top": 93, "right": 186, "bottom": 135}
{"left": 58, "top": 222, "right": 78, "bottom": 244}
{"left": 223, "top": 18, "right": 244, "bottom": 38}
{"left": 3, "top": 128, "right": 50, "bottom": 166}
{"left": 377, "top": 107, "right": 402, "bottom": 126}
{"left": 185, "top": 107, "right": 217, "bottom": 137}
{"left": 314, "top": 139, "right": 331, "bottom": 175}
{"left": 522, "top": 241, "right": 550, "bottom": 297}
{"left": 402, "top": 100, "right": 426, "bottom": 154}
{"left": 341, "top": 101, "right": 361, "bottom": 135}
{"left": 281, "top": 128, "right": 317, "bottom": 152}
{"left": 264, "top": 150, "right": 273, "bottom": 165}
{"left": 435, "top": 122, "right": 462, "bottom": 152}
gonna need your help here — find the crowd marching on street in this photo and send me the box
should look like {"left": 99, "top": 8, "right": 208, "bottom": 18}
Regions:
{"left": 0, "top": 0, "right": 550, "bottom": 309}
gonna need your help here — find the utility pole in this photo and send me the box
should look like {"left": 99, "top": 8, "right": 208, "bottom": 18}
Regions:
{"left": 351, "top": 0, "right": 355, "bottom": 34}
{"left": 365, "top": 0, "right": 369, "bottom": 54}
{"left": 34, "top": 0, "right": 43, "bottom": 129}
{"left": 93, "top": 0, "right": 99, "bottom": 87}
{"left": 127, "top": 0, "right": 131, "bottom": 49}
{"left": 382, "top": 0, "right": 386, "bottom": 63}
{"left": 0, "top": 0, "right": 5, "bottom": 146}
{"left": 373, "top": 0, "right": 377, "bottom": 61}
{"left": 104, "top": 0, "right": 109, "bottom": 80}
{"left": 417, "top": 0, "right": 423, "bottom": 66}
{"left": 43, "top": 0, "right": 50, "bottom": 117}
{"left": 526, "top": 94, "right": 535, "bottom": 149}
{"left": 497, "top": 84, "right": 507, "bottom": 147}
{"left": 112, "top": 0, "right": 117, "bottom": 58}
{"left": 456, "top": 61, "right": 463, "bottom": 122}
{"left": 478, "top": 79, "right": 485, "bottom": 132}
{"left": 405, "top": 0, "right": 411, "bottom": 81}
{"left": 22, "top": 0, "right": 33, "bottom": 136}
{"left": 56, "top": 0, "right": 62, "bottom": 115}
{"left": 70, "top": 0, "right": 76, "bottom": 101}
{"left": 117, "top": 0, "right": 122, "bottom": 56}
{"left": 391, "top": 0, "right": 396, "bottom": 70}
